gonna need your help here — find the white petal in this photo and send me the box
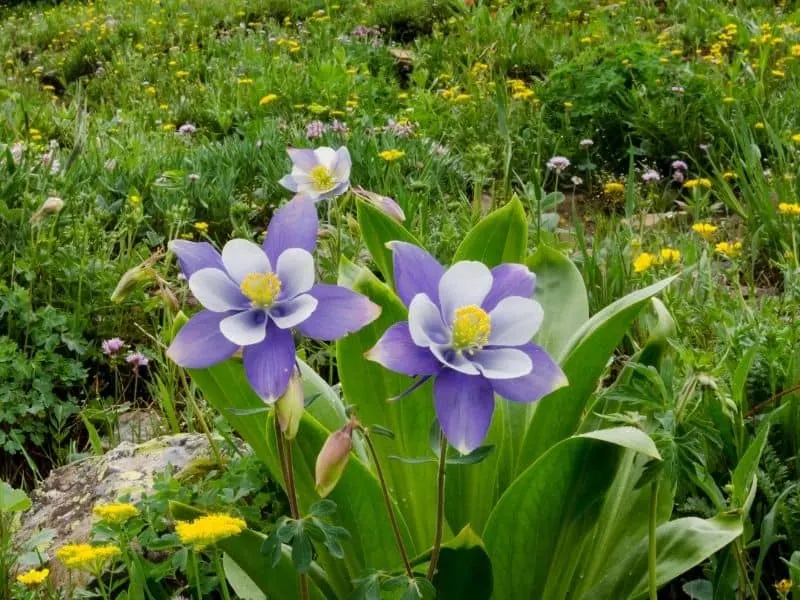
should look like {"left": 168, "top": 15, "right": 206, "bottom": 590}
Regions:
{"left": 219, "top": 310, "right": 268, "bottom": 346}
{"left": 276, "top": 248, "right": 315, "bottom": 299}
{"left": 314, "top": 147, "right": 338, "bottom": 170}
{"left": 222, "top": 239, "right": 271, "bottom": 284}
{"left": 438, "top": 261, "right": 493, "bottom": 324}
{"left": 189, "top": 268, "right": 248, "bottom": 312}
{"left": 430, "top": 345, "right": 479, "bottom": 375}
{"left": 270, "top": 294, "right": 319, "bottom": 329}
{"left": 472, "top": 348, "right": 533, "bottom": 380}
{"left": 488, "top": 297, "right": 545, "bottom": 346}
{"left": 333, "top": 147, "right": 352, "bottom": 180}
{"left": 408, "top": 294, "right": 449, "bottom": 347}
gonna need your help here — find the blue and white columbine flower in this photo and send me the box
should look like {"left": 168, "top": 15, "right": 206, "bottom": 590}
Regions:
{"left": 366, "top": 242, "right": 567, "bottom": 454}
{"left": 168, "top": 197, "right": 380, "bottom": 401}
{"left": 279, "top": 146, "right": 351, "bottom": 201}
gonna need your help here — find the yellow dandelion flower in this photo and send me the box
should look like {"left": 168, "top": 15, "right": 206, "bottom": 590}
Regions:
{"left": 237, "top": 78, "right": 253, "bottom": 85}
{"left": 129, "top": 194, "right": 142, "bottom": 207}
{"left": 16, "top": 568, "right": 49, "bottom": 586}
{"left": 792, "top": 133, "right": 800, "bottom": 143}
{"left": 715, "top": 241, "right": 743, "bottom": 258}
{"left": 604, "top": 182, "right": 625, "bottom": 195}
{"left": 775, "top": 579, "right": 793, "bottom": 594}
{"left": 259, "top": 94, "right": 278, "bottom": 105}
{"left": 175, "top": 514, "right": 246, "bottom": 549}
{"left": 56, "top": 544, "right": 120, "bottom": 571}
{"left": 194, "top": 221, "right": 209, "bottom": 234}
{"left": 93, "top": 502, "right": 139, "bottom": 524}
{"left": 453, "top": 93, "right": 472, "bottom": 103}
{"left": 660, "top": 248, "right": 681, "bottom": 263}
{"left": 778, "top": 202, "right": 800, "bottom": 216}
{"left": 692, "top": 223, "right": 718, "bottom": 239}
{"left": 683, "top": 178, "right": 712, "bottom": 189}
{"left": 563, "top": 101, "right": 574, "bottom": 109}
{"left": 162, "top": 123, "right": 175, "bottom": 132}
{"left": 633, "top": 252, "right": 656, "bottom": 273}
{"left": 379, "top": 149, "right": 405, "bottom": 162}
{"left": 772, "top": 69, "right": 785, "bottom": 78}
{"left": 755, "top": 122, "right": 765, "bottom": 130}
{"left": 512, "top": 89, "right": 535, "bottom": 100}
{"left": 722, "top": 171, "right": 737, "bottom": 180}
{"left": 174, "top": 71, "right": 189, "bottom": 79}
{"left": 722, "top": 96, "right": 735, "bottom": 104}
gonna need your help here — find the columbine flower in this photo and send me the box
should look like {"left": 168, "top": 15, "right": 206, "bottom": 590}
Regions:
{"left": 633, "top": 252, "right": 656, "bottom": 273}
{"left": 102, "top": 337, "right": 125, "bottom": 356}
{"left": 778, "top": 202, "right": 800, "bottom": 216}
{"left": 167, "top": 197, "right": 380, "bottom": 401}
{"left": 126, "top": 352, "right": 149, "bottom": 371}
{"left": 315, "top": 419, "right": 355, "bottom": 496}
{"left": 16, "top": 568, "right": 49, "bottom": 586}
{"left": 278, "top": 147, "right": 351, "bottom": 201}
{"left": 642, "top": 169, "right": 661, "bottom": 183}
{"left": 175, "top": 514, "right": 246, "bottom": 549}
{"left": 692, "top": 223, "right": 718, "bottom": 240}
{"left": 93, "top": 502, "right": 139, "bottom": 524}
{"left": 57, "top": 544, "right": 120, "bottom": 571}
{"left": 352, "top": 186, "right": 405, "bottom": 222}
{"left": 715, "top": 241, "right": 743, "bottom": 258}
{"left": 366, "top": 243, "right": 566, "bottom": 454}
{"left": 546, "top": 156, "right": 570, "bottom": 173}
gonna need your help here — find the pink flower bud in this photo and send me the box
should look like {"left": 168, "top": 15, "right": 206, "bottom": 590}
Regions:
{"left": 315, "top": 420, "right": 355, "bottom": 497}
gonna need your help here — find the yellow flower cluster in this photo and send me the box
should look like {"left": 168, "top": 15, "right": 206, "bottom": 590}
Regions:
{"left": 508, "top": 79, "right": 535, "bottom": 101}
{"left": 703, "top": 23, "right": 737, "bottom": 64}
{"left": 604, "top": 182, "right": 625, "bottom": 195}
{"left": 715, "top": 241, "right": 743, "bottom": 258}
{"left": 276, "top": 37, "right": 301, "bottom": 53}
{"left": 633, "top": 252, "right": 656, "bottom": 273}
{"left": 175, "top": 514, "right": 247, "bottom": 549}
{"left": 683, "top": 178, "right": 712, "bottom": 189}
{"left": 56, "top": 544, "right": 121, "bottom": 571}
{"left": 93, "top": 502, "right": 139, "bottom": 524}
{"left": 259, "top": 94, "right": 278, "bottom": 106}
{"left": 660, "top": 248, "right": 681, "bottom": 263}
{"left": 379, "top": 149, "right": 405, "bottom": 162}
{"left": 633, "top": 248, "right": 682, "bottom": 273}
{"left": 194, "top": 221, "right": 209, "bottom": 234}
{"left": 440, "top": 86, "right": 471, "bottom": 103}
{"left": 778, "top": 202, "right": 800, "bottom": 216}
{"left": 16, "top": 568, "right": 49, "bottom": 586}
{"left": 692, "top": 223, "right": 718, "bottom": 240}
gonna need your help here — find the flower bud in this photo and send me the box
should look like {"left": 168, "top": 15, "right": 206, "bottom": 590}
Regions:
{"left": 275, "top": 369, "right": 304, "bottom": 440}
{"left": 110, "top": 265, "right": 155, "bottom": 303}
{"left": 31, "top": 195, "right": 64, "bottom": 223}
{"left": 315, "top": 420, "right": 356, "bottom": 498}
{"left": 352, "top": 187, "right": 406, "bottom": 222}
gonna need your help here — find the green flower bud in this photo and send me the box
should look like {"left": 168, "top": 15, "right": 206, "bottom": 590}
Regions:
{"left": 315, "top": 420, "right": 356, "bottom": 498}
{"left": 111, "top": 265, "right": 156, "bottom": 303}
{"left": 31, "top": 195, "right": 64, "bottom": 223}
{"left": 276, "top": 369, "right": 304, "bottom": 440}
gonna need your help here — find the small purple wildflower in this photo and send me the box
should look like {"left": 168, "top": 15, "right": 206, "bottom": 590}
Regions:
{"left": 178, "top": 123, "right": 197, "bottom": 136}
{"left": 546, "top": 156, "right": 570, "bottom": 173}
{"left": 126, "top": 352, "right": 149, "bottom": 371}
{"left": 10, "top": 142, "right": 24, "bottom": 165}
{"left": 351, "top": 24, "right": 381, "bottom": 39}
{"left": 672, "top": 171, "right": 685, "bottom": 183}
{"left": 642, "top": 169, "right": 661, "bottom": 183}
{"left": 329, "top": 119, "right": 349, "bottom": 135}
{"left": 385, "top": 119, "right": 415, "bottom": 138}
{"left": 671, "top": 160, "right": 688, "bottom": 172}
{"left": 102, "top": 337, "right": 125, "bottom": 356}
{"left": 188, "top": 173, "right": 200, "bottom": 183}
{"left": 306, "top": 120, "right": 327, "bottom": 139}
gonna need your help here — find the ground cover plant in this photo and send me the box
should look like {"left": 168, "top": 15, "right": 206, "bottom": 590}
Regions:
{"left": 1, "top": 0, "right": 800, "bottom": 597}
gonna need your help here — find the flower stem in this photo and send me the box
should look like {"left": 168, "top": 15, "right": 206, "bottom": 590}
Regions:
{"left": 191, "top": 550, "right": 202, "bottom": 600}
{"left": 272, "top": 415, "right": 308, "bottom": 600}
{"left": 426, "top": 433, "right": 448, "bottom": 582}
{"left": 213, "top": 551, "right": 232, "bottom": 600}
{"left": 361, "top": 429, "right": 414, "bottom": 579}
{"left": 648, "top": 480, "right": 659, "bottom": 600}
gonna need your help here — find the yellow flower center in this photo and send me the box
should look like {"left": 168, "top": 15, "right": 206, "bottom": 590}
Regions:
{"left": 240, "top": 273, "right": 281, "bottom": 307}
{"left": 451, "top": 305, "right": 491, "bottom": 350}
{"left": 309, "top": 165, "right": 335, "bottom": 191}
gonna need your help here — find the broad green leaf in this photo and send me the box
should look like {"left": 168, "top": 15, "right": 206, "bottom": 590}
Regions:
{"left": 169, "top": 502, "right": 331, "bottom": 600}
{"left": 527, "top": 245, "right": 589, "bottom": 360}
{"left": 223, "top": 553, "right": 267, "bottom": 600}
{"left": 517, "top": 275, "right": 679, "bottom": 473}
{"left": 432, "top": 526, "right": 493, "bottom": 600}
{"left": 337, "top": 258, "right": 442, "bottom": 550}
{"left": 578, "top": 427, "right": 661, "bottom": 460}
{"left": 483, "top": 428, "right": 660, "bottom": 600}
{"left": 453, "top": 195, "right": 527, "bottom": 266}
{"left": 731, "top": 423, "right": 769, "bottom": 508}
{"left": 634, "top": 297, "right": 676, "bottom": 369}
{"left": 0, "top": 481, "right": 31, "bottom": 513}
{"left": 584, "top": 514, "right": 744, "bottom": 600}
{"left": 753, "top": 484, "right": 796, "bottom": 593}
{"left": 357, "top": 198, "right": 421, "bottom": 285}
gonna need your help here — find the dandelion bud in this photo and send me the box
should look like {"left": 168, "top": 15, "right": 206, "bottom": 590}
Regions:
{"left": 275, "top": 369, "right": 304, "bottom": 440}
{"left": 110, "top": 265, "right": 155, "bottom": 303}
{"left": 31, "top": 195, "right": 64, "bottom": 223}
{"left": 315, "top": 420, "right": 356, "bottom": 498}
